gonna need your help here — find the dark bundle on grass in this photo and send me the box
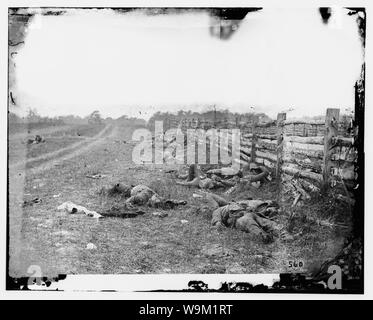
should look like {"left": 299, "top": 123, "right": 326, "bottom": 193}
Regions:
{"left": 150, "top": 199, "right": 187, "bottom": 210}
{"left": 26, "top": 134, "right": 45, "bottom": 145}
{"left": 100, "top": 204, "right": 146, "bottom": 219}
{"left": 99, "top": 183, "right": 133, "bottom": 198}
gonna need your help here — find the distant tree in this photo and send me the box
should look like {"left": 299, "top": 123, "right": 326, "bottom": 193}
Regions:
{"left": 146, "top": 108, "right": 273, "bottom": 130}
{"left": 88, "top": 110, "right": 103, "bottom": 124}
{"left": 8, "top": 112, "right": 22, "bottom": 123}
{"left": 26, "top": 108, "right": 42, "bottom": 123}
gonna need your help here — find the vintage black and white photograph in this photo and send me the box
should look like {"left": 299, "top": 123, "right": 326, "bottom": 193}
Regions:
{"left": 6, "top": 4, "right": 366, "bottom": 294}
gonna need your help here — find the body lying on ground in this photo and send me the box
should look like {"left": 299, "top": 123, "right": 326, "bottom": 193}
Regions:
{"left": 176, "top": 164, "right": 237, "bottom": 189}
{"left": 176, "top": 163, "right": 270, "bottom": 190}
{"left": 209, "top": 162, "right": 271, "bottom": 183}
{"left": 103, "top": 183, "right": 187, "bottom": 209}
{"left": 203, "top": 192, "right": 288, "bottom": 242}
{"left": 60, "top": 184, "right": 186, "bottom": 219}
{"left": 27, "top": 134, "right": 45, "bottom": 145}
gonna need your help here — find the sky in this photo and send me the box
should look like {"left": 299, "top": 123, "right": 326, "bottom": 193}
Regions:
{"left": 12, "top": 8, "right": 364, "bottom": 120}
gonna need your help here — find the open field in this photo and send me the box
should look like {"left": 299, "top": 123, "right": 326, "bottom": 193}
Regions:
{"left": 9, "top": 124, "right": 108, "bottom": 168}
{"left": 8, "top": 122, "right": 351, "bottom": 277}
{"left": 9, "top": 122, "right": 68, "bottom": 136}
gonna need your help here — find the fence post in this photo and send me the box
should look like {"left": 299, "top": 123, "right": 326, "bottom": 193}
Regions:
{"left": 276, "top": 112, "right": 287, "bottom": 179}
{"left": 251, "top": 116, "right": 259, "bottom": 163}
{"left": 322, "top": 108, "right": 340, "bottom": 190}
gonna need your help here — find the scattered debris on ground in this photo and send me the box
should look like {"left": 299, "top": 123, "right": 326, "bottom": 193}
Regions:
{"left": 57, "top": 201, "right": 103, "bottom": 219}
{"left": 22, "top": 197, "right": 42, "bottom": 207}
{"left": 86, "top": 173, "right": 108, "bottom": 179}
{"left": 113, "top": 140, "right": 127, "bottom": 144}
{"left": 86, "top": 243, "right": 97, "bottom": 250}
{"left": 282, "top": 174, "right": 320, "bottom": 206}
{"left": 164, "top": 169, "right": 178, "bottom": 174}
{"left": 152, "top": 212, "right": 168, "bottom": 218}
{"left": 100, "top": 205, "right": 145, "bottom": 218}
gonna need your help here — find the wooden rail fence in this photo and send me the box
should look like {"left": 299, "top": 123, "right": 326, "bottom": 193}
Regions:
{"left": 160, "top": 108, "right": 357, "bottom": 192}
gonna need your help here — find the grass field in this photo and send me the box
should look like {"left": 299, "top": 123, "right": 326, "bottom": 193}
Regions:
{"left": 8, "top": 123, "right": 106, "bottom": 165}
{"left": 8, "top": 122, "right": 66, "bottom": 135}
{"left": 8, "top": 121, "right": 351, "bottom": 277}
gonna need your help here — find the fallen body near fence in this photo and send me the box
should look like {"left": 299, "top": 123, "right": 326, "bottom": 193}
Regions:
{"left": 101, "top": 183, "right": 187, "bottom": 209}
{"left": 175, "top": 164, "right": 236, "bottom": 189}
{"left": 126, "top": 184, "right": 187, "bottom": 208}
{"left": 176, "top": 174, "right": 232, "bottom": 189}
{"left": 58, "top": 184, "right": 187, "bottom": 220}
{"left": 202, "top": 192, "right": 290, "bottom": 243}
{"left": 176, "top": 163, "right": 270, "bottom": 190}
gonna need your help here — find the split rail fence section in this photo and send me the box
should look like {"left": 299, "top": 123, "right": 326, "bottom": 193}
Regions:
{"left": 162, "top": 108, "right": 357, "bottom": 192}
